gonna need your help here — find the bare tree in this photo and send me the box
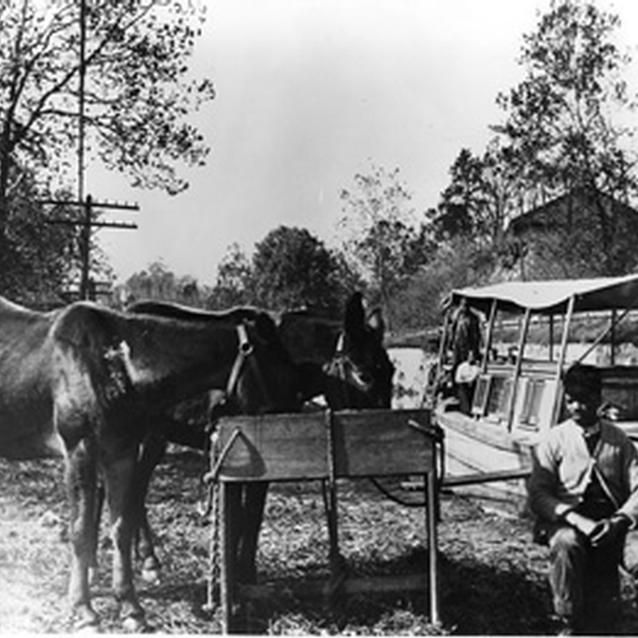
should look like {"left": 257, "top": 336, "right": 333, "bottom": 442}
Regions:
{"left": 0, "top": 0, "right": 215, "bottom": 242}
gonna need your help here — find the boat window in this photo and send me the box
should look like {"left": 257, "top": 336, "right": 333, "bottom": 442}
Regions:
{"left": 486, "top": 375, "right": 513, "bottom": 423}
{"left": 518, "top": 378, "right": 546, "bottom": 428}
{"left": 471, "top": 374, "right": 491, "bottom": 417}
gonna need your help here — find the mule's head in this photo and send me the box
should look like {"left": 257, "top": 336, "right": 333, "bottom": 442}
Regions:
{"left": 323, "top": 292, "right": 394, "bottom": 410}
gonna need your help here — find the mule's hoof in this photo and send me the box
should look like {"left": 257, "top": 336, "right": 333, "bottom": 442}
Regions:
{"left": 73, "top": 608, "right": 100, "bottom": 633}
{"left": 141, "top": 567, "right": 160, "bottom": 583}
{"left": 122, "top": 614, "right": 147, "bottom": 633}
{"left": 75, "top": 622, "right": 100, "bottom": 634}
{"left": 141, "top": 557, "right": 161, "bottom": 583}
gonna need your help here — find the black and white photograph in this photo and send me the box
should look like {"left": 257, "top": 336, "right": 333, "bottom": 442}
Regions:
{"left": 2, "top": 0, "right": 638, "bottom": 634}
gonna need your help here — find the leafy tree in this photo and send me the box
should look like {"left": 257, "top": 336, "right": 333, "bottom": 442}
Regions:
{"left": 0, "top": 0, "right": 214, "bottom": 282}
{"left": 251, "top": 226, "right": 354, "bottom": 314}
{"left": 339, "top": 164, "right": 427, "bottom": 324}
{"left": 206, "top": 242, "right": 255, "bottom": 310}
{"left": 434, "top": 140, "right": 523, "bottom": 247}
{"left": 122, "top": 260, "right": 208, "bottom": 306}
{"left": 124, "top": 261, "right": 174, "bottom": 301}
{"left": 396, "top": 236, "right": 498, "bottom": 331}
{"left": 0, "top": 162, "right": 95, "bottom": 305}
{"left": 494, "top": 0, "right": 637, "bottom": 273}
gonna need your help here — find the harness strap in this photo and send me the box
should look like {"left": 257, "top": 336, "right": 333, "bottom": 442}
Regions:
{"left": 225, "top": 322, "right": 276, "bottom": 413}
{"left": 335, "top": 356, "right": 352, "bottom": 406}
{"left": 226, "top": 323, "right": 252, "bottom": 397}
{"left": 326, "top": 332, "right": 354, "bottom": 406}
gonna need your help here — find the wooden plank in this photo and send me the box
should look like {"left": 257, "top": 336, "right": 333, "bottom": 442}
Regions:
{"left": 216, "top": 413, "right": 328, "bottom": 481}
{"left": 238, "top": 573, "right": 427, "bottom": 600}
{"left": 436, "top": 408, "right": 533, "bottom": 453}
{"left": 215, "top": 409, "right": 438, "bottom": 481}
{"left": 443, "top": 468, "right": 531, "bottom": 487}
{"left": 333, "top": 409, "right": 434, "bottom": 477}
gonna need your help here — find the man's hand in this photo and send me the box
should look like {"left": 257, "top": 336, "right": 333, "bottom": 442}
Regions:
{"left": 564, "top": 511, "right": 597, "bottom": 536}
{"left": 589, "top": 514, "right": 631, "bottom": 548}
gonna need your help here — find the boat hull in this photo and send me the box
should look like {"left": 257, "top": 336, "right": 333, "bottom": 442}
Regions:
{"left": 435, "top": 407, "right": 534, "bottom": 504}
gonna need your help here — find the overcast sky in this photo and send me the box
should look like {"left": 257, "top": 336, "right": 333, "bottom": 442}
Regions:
{"left": 90, "top": 0, "right": 638, "bottom": 286}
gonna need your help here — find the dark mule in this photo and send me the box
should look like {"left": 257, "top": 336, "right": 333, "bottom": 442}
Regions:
{"left": 0, "top": 296, "right": 299, "bottom": 631}
{"left": 126, "top": 292, "right": 394, "bottom": 586}
{"left": 276, "top": 294, "right": 394, "bottom": 409}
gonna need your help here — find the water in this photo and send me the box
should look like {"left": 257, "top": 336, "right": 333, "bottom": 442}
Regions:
{"left": 388, "top": 346, "right": 436, "bottom": 409}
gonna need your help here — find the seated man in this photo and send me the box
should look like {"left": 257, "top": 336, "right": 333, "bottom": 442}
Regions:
{"left": 528, "top": 363, "right": 638, "bottom": 635}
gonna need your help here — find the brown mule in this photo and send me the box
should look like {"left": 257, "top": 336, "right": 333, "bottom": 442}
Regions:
{"left": 0, "top": 297, "right": 299, "bottom": 631}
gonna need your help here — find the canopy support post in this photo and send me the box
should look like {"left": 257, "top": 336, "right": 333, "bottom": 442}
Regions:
{"left": 481, "top": 299, "right": 498, "bottom": 372}
{"left": 552, "top": 295, "right": 576, "bottom": 426}
{"left": 611, "top": 309, "right": 616, "bottom": 366}
{"left": 506, "top": 307, "right": 530, "bottom": 431}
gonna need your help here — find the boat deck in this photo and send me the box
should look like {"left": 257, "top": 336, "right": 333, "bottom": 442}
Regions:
{"left": 435, "top": 404, "right": 638, "bottom": 500}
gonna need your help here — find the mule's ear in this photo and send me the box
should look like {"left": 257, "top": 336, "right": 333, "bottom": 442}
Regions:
{"left": 367, "top": 307, "right": 385, "bottom": 343}
{"left": 344, "top": 292, "right": 365, "bottom": 336}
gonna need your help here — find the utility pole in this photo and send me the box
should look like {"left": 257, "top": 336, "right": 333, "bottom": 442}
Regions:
{"left": 78, "top": 0, "right": 86, "bottom": 206}
{"left": 42, "top": 0, "right": 139, "bottom": 301}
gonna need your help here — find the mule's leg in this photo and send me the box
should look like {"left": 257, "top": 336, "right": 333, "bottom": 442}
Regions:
{"left": 226, "top": 483, "right": 244, "bottom": 579}
{"left": 135, "top": 510, "right": 161, "bottom": 582}
{"left": 134, "top": 433, "right": 168, "bottom": 582}
{"left": 64, "top": 437, "right": 100, "bottom": 630}
{"left": 102, "top": 451, "right": 146, "bottom": 632}
{"left": 88, "top": 481, "right": 105, "bottom": 585}
{"left": 237, "top": 482, "right": 268, "bottom": 584}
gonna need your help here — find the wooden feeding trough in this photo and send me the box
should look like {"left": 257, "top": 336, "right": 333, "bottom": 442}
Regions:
{"left": 204, "top": 408, "right": 442, "bottom": 633}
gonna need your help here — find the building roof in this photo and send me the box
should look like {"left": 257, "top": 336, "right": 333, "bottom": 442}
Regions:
{"left": 507, "top": 187, "right": 638, "bottom": 235}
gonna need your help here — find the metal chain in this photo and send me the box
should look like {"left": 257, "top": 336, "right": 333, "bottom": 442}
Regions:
{"left": 204, "top": 432, "right": 221, "bottom": 612}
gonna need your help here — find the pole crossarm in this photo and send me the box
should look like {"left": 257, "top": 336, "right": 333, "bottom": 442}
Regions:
{"left": 39, "top": 194, "right": 139, "bottom": 300}
{"left": 45, "top": 219, "right": 137, "bottom": 229}
{"left": 39, "top": 199, "right": 140, "bottom": 211}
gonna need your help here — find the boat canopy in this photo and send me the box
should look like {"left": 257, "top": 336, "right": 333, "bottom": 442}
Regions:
{"left": 447, "top": 273, "right": 638, "bottom": 316}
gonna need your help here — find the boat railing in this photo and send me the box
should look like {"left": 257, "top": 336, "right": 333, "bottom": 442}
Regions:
{"left": 519, "top": 359, "right": 559, "bottom": 376}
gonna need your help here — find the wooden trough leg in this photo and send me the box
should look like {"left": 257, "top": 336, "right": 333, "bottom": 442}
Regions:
{"left": 324, "top": 409, "right": 346, "bottom": 611}
{"left": 220, "top": 480, "right": 236, "bottom": 633}
{"left": 322, "top": 478, "right": 342, "bottom": 593}
{"left": 426, "top": 471, "right": 440, "bottom": 625}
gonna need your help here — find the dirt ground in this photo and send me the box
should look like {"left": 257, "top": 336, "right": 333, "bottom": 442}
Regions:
{"left": 0, "top": 451, "right": 638, "bottom": 634}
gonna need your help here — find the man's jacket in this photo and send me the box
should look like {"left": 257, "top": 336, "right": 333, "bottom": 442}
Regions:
{"left": 528, "top": 418, "right": 638, "bottom": 526}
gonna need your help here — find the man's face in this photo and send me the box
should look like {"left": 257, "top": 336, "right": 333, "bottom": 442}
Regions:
{"left": 564, "top": 387, "right": 600, "bottom": 428}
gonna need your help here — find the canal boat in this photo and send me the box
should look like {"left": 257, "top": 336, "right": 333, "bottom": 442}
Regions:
{"left": 431, "top": 274, "right": 638, "bottom": 500}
